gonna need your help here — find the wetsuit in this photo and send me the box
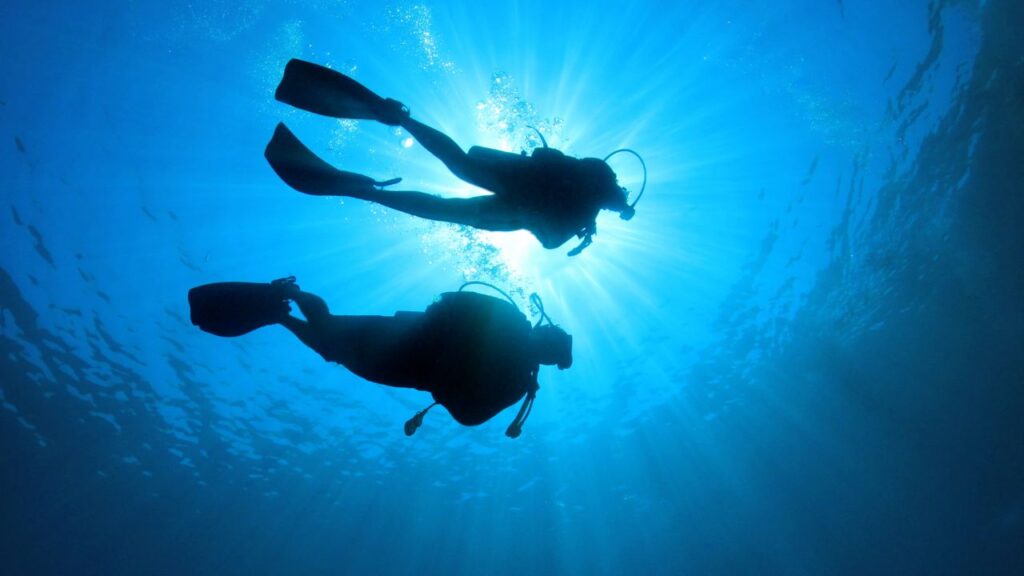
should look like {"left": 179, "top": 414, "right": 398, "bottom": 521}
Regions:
{"left": 461, "top": 146, "right": 608, "bottom": 249}
{"left": 289, "top": 290, "right": 539, "bottom": 426}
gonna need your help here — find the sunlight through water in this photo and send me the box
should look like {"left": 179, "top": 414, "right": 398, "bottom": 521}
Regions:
{"left": 2, "top": 0, "right": 1021, "bottom": 574}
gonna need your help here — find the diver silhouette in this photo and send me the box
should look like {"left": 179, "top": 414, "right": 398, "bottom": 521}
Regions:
{"left": 188, "top": 277, "right": 572, "bottom": 438}
{"left": 263, "top": 58, "right": 646, "bottom": 256}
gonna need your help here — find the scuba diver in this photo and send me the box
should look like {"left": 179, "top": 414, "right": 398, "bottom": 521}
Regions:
{"left": 263, "top": 59, "right": 647, "bottom": 256}
{"left": 188, "top": 277, "right": 572, "bottom": 438}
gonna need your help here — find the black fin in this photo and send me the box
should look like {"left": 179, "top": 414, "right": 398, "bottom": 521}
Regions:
{"left": 265, "top": 123, "right": 389, "bottom": 196}
{"left": 188, "top": 281, "right": 290, "bottom": 337}
{"left": 275, "top": 59, "right": 387, "bottom": 120}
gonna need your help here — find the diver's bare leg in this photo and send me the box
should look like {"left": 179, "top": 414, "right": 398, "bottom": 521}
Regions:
{"left": 278, "top": 290, "right": 333, "bottom": 353}
{"left": 399, "top": 117, "right": 498, "bottom": 189}
{"left": 278, "top": 295, "right": 415, "bottom": 385}
{"left": 342, "top": 189, "right": 522, "bottom": 231}
{"left": 288, "top": 290, "right": 331, "bottom": 324}
{"left": 279, "top": 315, "right": 318, "bottom": 350}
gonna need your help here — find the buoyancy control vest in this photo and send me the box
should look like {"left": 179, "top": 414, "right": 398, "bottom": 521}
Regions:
{"left": 420, "top": 291, "right": 538, "bottom": 426}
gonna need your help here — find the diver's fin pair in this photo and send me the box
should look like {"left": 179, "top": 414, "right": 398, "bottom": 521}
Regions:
{"left": 188, "top": 278, "right": 296, "bottom": 337}
{"left": 275, "top": 58, "right": 409, "bottom": 126}
{"left": 264, "top": 123, "right": 401, "bottom": 196}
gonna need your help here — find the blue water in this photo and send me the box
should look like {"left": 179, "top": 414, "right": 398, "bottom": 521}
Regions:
{"left": 2, "top": 1, "right": 1021, "bottom": 574}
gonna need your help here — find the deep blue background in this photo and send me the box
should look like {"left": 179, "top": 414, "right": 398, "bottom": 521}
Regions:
{"left": 1, "top": 1, "right": 1021, "bottom": 574}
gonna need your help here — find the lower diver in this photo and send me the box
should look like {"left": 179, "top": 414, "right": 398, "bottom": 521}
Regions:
{"left": 264, "top": 59, "right": 646, "bottom": 256}
{"left": 188, "top": 278, "right": 572, "bottom": 438}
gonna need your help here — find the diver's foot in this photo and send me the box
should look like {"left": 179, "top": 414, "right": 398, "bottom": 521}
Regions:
{"left": 271, "top": 276, "right": 301, "bottom": 299}
{"left": 331, "top": 176, "right": 403, "bottom": 199}
{"left": 374, "top": 177, "right": 403, "bottom": 188}
{"left": 310, "top": 172, "right": 401, "bottom": 198}
{"left": 376, "top": 98, "right": 410, "bottom": 126}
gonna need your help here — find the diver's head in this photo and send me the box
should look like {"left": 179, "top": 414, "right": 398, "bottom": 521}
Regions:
{"left": 582, "top": 158, "right": 635, "bottom": 220}
{"left": 530, "top": 324, "right": 573, "bottom": 370}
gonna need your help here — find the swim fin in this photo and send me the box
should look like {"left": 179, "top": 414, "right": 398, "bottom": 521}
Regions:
{"left": 275, "top": 59, "right": 409, "bottom": 125}
{"left": 188, "top": 280, "right": 292, "bottom": 337}
{"left": 264, "top": 122, "right": 402, "bottom": 196}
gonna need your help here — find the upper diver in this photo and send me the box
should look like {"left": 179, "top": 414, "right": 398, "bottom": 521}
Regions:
{"left": 188, "top": 277, "right": 572, "bottom": 438}
{"left": 264, "top": 59, "right": 646, "bottom": 256}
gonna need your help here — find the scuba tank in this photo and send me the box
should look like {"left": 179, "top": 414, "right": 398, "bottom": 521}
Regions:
{"left": 528, "top": 127, "right": 648, "bottom": 256}
{"left": 403, "top": 281, "right": 565, "bottom": 439}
